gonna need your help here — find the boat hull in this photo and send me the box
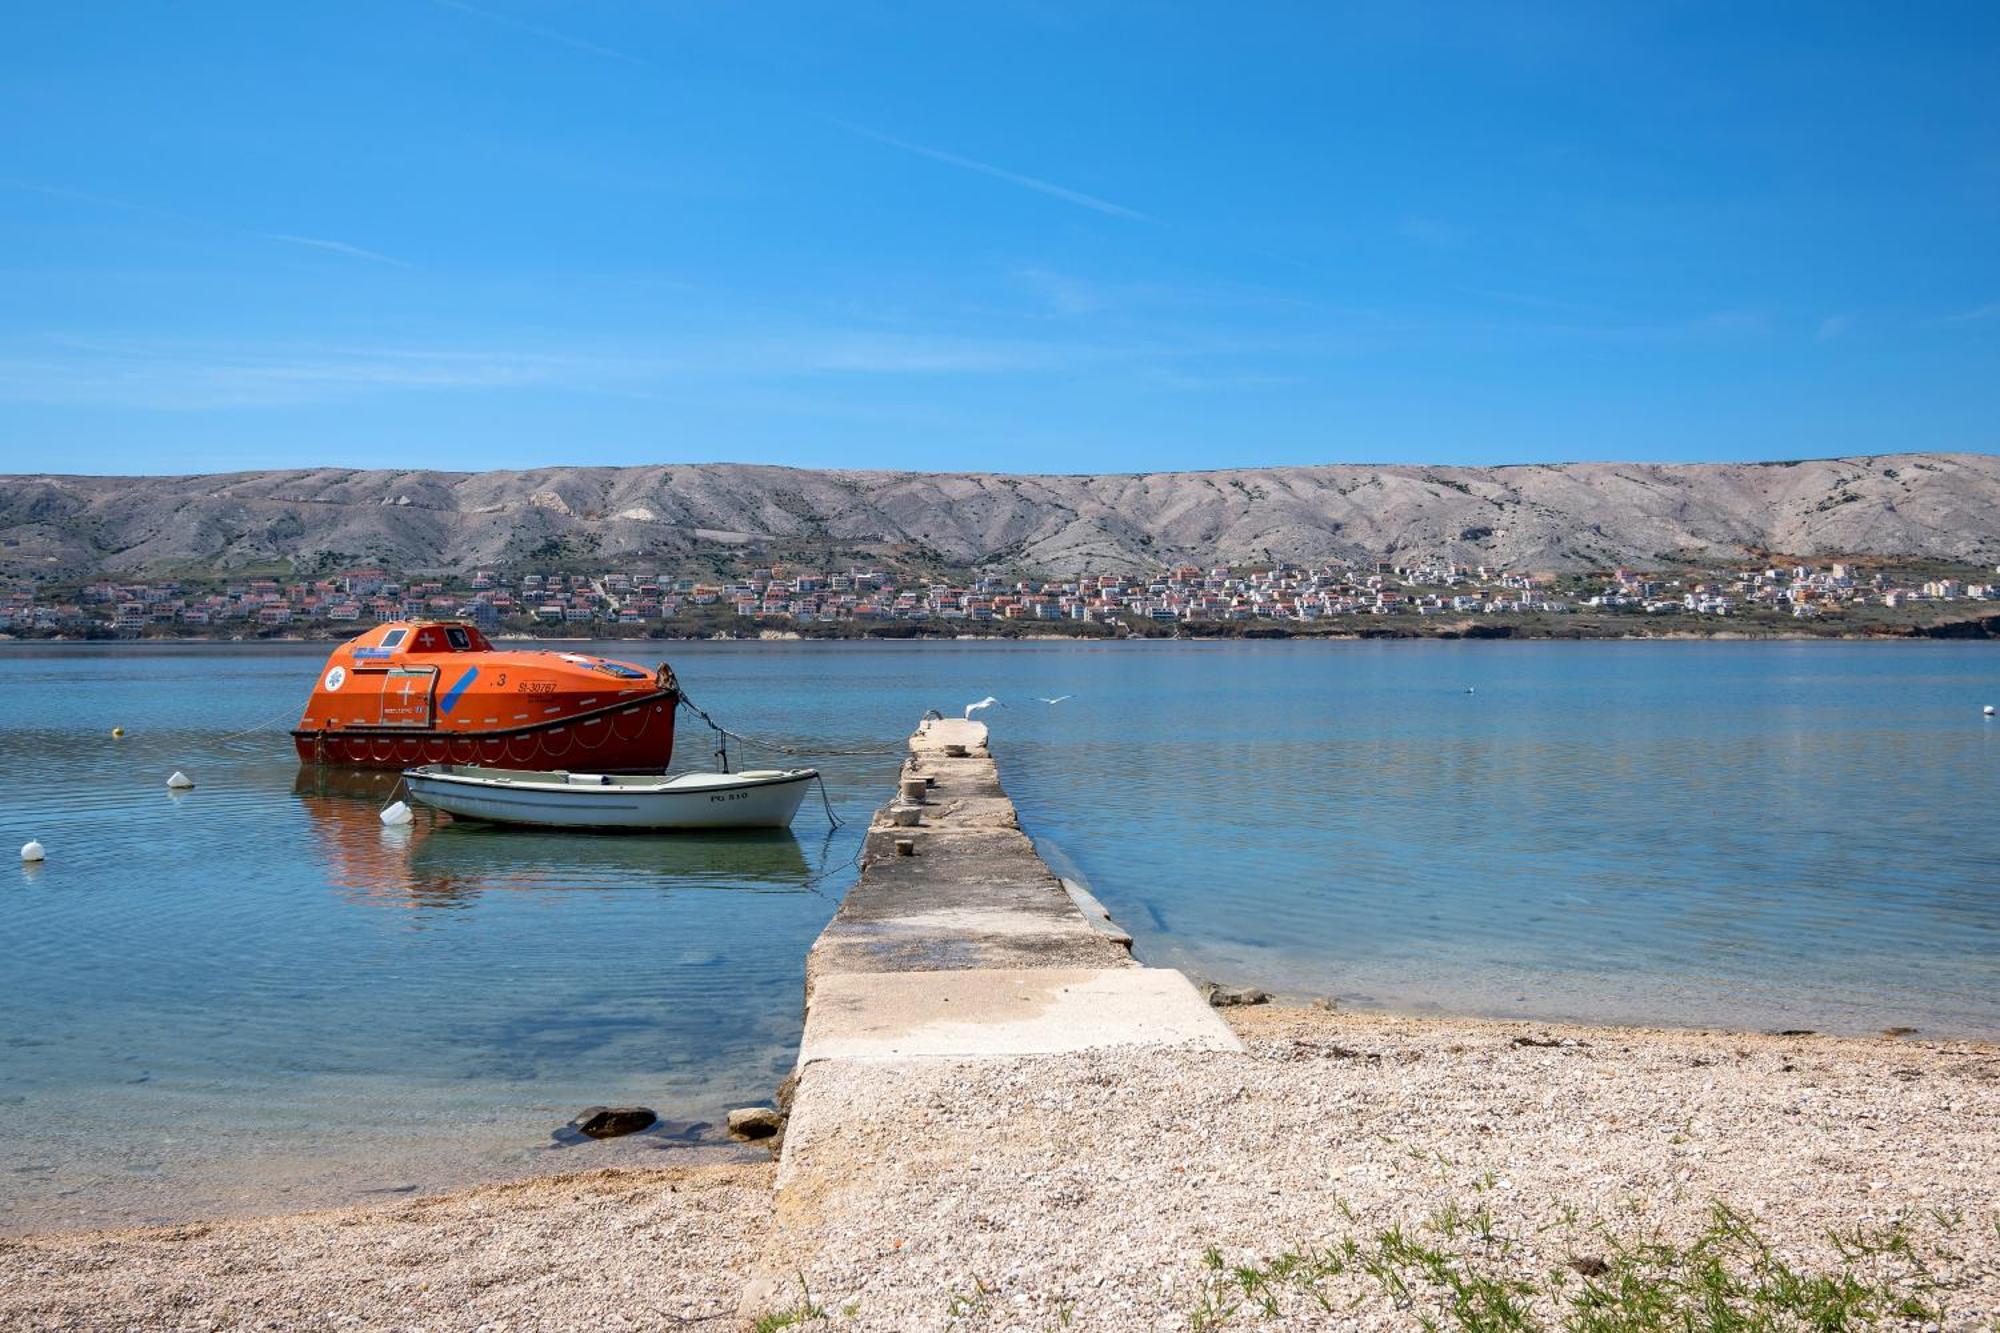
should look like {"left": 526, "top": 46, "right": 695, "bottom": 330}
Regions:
{"left": 404, "top": 766, "right": 817, "bottom": 830}
{"left": 293, "top": 693, "right": 678, "bottom": 772}
{"left": 294, "top": 622, "right": 681, "bottom": 773}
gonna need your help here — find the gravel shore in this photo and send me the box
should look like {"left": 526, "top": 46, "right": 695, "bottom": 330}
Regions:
{"left": 753, "top": 1008, "right": 1999, "bottom": 1330}
{"left": 4, "top": 1009, "right": 1994, "bottom": 1331}
{"left": 0, "top": 1163, "right": 772, "bottom": 1331}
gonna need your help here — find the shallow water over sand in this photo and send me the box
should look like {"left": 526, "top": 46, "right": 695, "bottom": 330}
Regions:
{"left": 2, "top": 639, "right": 1995, "bottom": 1230}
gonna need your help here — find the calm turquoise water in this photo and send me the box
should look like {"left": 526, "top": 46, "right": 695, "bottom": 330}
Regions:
{"left": 3, "top": 640, "right": 1997, "bottom": 1230}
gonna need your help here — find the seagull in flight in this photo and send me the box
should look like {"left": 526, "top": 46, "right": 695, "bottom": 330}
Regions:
{"left": 1034, "top": 695, "right": 1074, "bottom": 705}
{"left": 964, "top": 696, "right": 1001, "bottom": 719}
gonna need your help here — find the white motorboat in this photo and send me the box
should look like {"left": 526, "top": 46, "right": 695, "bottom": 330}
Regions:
{"left": 402, "top": 764, "right": 818, "bottom": 830}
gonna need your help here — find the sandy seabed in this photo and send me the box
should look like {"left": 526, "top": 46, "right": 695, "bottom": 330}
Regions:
{"left": 2, "top": 1008, "right": 1994, "bottom": 1331}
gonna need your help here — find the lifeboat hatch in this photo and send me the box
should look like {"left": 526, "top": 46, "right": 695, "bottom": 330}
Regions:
{"left": 377, "top": 666, "right": 438, "bottom": 728}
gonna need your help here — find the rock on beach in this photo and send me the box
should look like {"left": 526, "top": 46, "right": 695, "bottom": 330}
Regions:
{"left": 727, "top": 1107, "right": 786, "bottom": 1141}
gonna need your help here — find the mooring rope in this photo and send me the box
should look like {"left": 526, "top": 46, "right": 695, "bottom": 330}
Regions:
{"left": 781, "top": 825, "right": 865, "bottom": 902}
{"left": 211, "top": 705, "right": 302, "bottom": 746}
{"left": 675, "top": 694, "right": 906, "bottom": 760}
{"left": 95, "top": 704, "right": 301, "bottom": 773}
{"left": 673, "top": 694, "right": 873, "bottom": 829}
{"left": 813, "top": 772, "right": 842, "bottom": 830}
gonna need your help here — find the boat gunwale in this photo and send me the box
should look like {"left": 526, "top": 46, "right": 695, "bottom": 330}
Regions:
{"left": 402, "top": 764, "right": 818, "bottom": 796}
{"left": 291, "top": 686, "right": 679, "bottom": 744}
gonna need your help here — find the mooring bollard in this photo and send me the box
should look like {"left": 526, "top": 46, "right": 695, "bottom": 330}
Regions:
{"left": 944, "top": 743, "right": 969, "bottom": 758}
{"left": 891, "top": 806, "right": 922, "bottom": 827}
{"left": 898, "top": 777, "right": 928, "bottom": 804}
{"left": 894, "top": 837, "right": 916, "bottom": 856}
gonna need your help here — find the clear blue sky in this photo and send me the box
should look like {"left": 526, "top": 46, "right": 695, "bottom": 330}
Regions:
{"left": 3, "top": 2, "right": 1996, "bottom": 475}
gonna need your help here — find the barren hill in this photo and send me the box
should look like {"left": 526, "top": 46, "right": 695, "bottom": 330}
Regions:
{"left": 3, "top": 453, "right": 1996, "bottom": 579}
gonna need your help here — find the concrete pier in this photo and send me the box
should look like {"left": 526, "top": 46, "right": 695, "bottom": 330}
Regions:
{"left": 795, "top": 715, "right": 1239, "bottom": 1063}
{"left": 741, "top": 716, "right": 1239, "bottom": 1316}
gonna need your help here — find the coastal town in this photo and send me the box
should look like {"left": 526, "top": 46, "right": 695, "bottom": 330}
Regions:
{"left": 5, "top": 557, "right": 1997, "bottom": 637}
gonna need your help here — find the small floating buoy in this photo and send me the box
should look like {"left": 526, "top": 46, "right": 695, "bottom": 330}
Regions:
{"left": 21, "top": 840, "right": 45, "bottom": 863}
{"left": 1466, "top": 687, "right": 1475, "bottom": 694}
{"left": 111, "top": 727, "right": 126, "bottom": 739}
{"left": 1986, "top": 704, "right": 1996, "bottom": 716}
{"left": 166, "top": 771, "right": 194, "bottom": 790}
{"left": 379, "top": 801, "right": 413, "bottom": 826}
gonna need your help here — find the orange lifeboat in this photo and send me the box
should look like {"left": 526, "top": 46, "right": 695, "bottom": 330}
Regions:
{"left": 292, "top": 621, "right": 679, "bottom": 772}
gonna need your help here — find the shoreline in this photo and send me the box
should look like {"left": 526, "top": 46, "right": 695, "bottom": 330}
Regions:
{"left": 5, "top": 1006, "right": 1994, "bottom": 1329}
{"left": 6, "top": 620, "right": 2000, "bottom": 646}
{"left": 6, "top": 997, "right": 1987, "bottom": 1239}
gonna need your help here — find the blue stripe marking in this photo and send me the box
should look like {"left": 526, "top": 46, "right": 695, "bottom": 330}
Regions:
{"left": 440, "top": 667, "right": 479, "bottom": 714}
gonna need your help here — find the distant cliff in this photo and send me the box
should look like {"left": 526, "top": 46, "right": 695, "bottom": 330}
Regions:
{"left": 3, "top": 453, "right": 1996, "bottom": 578}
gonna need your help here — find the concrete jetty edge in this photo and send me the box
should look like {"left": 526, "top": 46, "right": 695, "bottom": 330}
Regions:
{"left": 794, "top": 715, "right": 1239, "bottom": 1064}
{"left": 741, "top": 715, "right": 1240, "bottom": 1314}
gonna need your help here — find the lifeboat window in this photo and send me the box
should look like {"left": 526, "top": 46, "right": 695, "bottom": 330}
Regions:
{"left": 446, "top": 627, "right": 471, "bottom": 650}
{"left": 379, "top": 628, "right": 409, "bottom": 649}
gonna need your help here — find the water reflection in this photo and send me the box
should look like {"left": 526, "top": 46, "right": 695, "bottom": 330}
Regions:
{"left": 290, "top": 767, "right": 815, "bottom": 910}
{"left": 411, "top": 824, "right": 812, "bottom": 888}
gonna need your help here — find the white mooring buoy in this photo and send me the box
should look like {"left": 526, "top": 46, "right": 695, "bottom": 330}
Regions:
{"left": 379, "top": 801, "right": 413, "bottom": 826}
{"left": 21, "top": 840, "right": 46, "bottom": 863}
{"left": 166, "top": 771, "right": 194, "bottom": 790}
{"left": 1985, "top": 704, "right": 1996, "bottom": 716}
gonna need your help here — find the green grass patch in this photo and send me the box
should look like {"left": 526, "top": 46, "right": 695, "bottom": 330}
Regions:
{"left": 1185, "top": 1201, "right": 1971, "bottom": 1331}
{"left": 751, "top": 1274, "right": 834, "bottom": 1332}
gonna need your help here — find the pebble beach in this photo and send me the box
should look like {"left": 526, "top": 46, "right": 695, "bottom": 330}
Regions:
{"left": 4, "top": 1006, "right": 1994, "bottom": 1331}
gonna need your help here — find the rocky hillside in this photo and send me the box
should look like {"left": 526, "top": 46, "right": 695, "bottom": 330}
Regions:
{"left": 2, "top": 453, "right": 1996, "bottom": 578}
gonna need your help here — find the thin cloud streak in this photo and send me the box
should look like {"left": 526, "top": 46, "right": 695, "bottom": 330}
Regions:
{"left": 2, "top": 177, "right": 120, "bottom": 206}
{"left": 5, "top": 178, "right": 410, "bottom": 268}
{"left": 0, "top": 329, "right": 1135, "bottom": 411}
{"left": 0, "top": 298, "right": 1803, "bottom": 414}
{"left": 1935, "top": 301, "right": 1999, "bottom": 325}
{"left": 2, "top": 176, "right": 209, "bottom": 230}
{"left": 833, "top": 120, "right": 1152, "bottom": 221}
{"left": 431, "top": 0, "right": 647, "bottom": 66}
{"left": 265, "top": 235, "right": 412, "bottom": 267}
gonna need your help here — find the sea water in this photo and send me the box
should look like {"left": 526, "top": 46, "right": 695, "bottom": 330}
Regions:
{"left": 2, "top": 639, "right": 1995, "bottom": 1229}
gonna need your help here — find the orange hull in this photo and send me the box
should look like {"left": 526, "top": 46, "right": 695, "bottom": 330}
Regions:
{"left": 292, "top": 621, "right": 679, "bottom": 773}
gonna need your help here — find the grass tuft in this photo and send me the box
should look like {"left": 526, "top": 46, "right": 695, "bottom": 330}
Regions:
{"left": 1186, "top": 1199, "right": 1969, "bottom": 1330}
{"left": 753, "top": 1273, "right": 832, "bottom": 1332}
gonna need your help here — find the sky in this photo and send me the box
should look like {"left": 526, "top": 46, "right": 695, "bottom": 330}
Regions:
{"left": 1, "top": 2, "right": 1996, "bottom": 476}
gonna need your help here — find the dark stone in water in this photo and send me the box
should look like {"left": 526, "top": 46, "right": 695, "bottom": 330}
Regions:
{"left": 1769, "top": 1029, "right": 1815, "bottom": 1037}
{"left": 568, "top": 1106, "right": 658, "bottom": 1139}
